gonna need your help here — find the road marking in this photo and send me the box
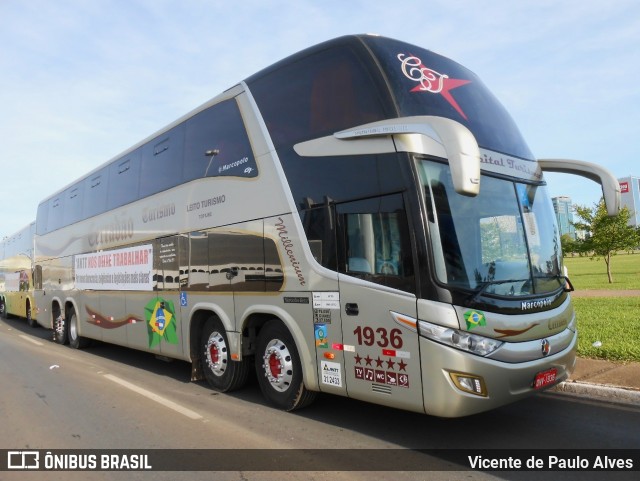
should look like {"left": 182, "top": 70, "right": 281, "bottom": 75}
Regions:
{"left": 103, "top": 373, "right": 203, "bottom": 420}
{"left": 19, "top": 335, "right": 44, "bottom": 346}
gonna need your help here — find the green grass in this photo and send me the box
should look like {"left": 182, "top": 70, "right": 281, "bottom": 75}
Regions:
{"left": 562, "top": 253, "right": 640, "bottom": 362}
{"left": 564, "top": 253, "right": 640, "bottom": 290}
{"left": 573, "top": 297, "right": 640, "bottom": 362}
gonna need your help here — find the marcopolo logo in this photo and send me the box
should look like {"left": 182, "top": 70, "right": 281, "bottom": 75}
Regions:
{"left": 521, "top": 297, "right": 554, "bottom": 311}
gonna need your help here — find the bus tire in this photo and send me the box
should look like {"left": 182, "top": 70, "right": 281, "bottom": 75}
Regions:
{"left": 255, "top": 319, "right": 317, "bottom": 411}
{"left": 53, "top": 311, "right": 68, "bottom": 345}
{"left": 68, "top": 309, "right": 90, "bottom": 349}
{"left": 26, "top": 303, "right": 37, "bottom": 328}
{"left": 201, "top": 316, "right": 249, "bottom": 392}
{"left": 0, "top": 300, "right": 6, "bottom": 319}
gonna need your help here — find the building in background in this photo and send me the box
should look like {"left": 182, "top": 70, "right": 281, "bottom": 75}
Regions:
{"left": 618, "top": 176, "right": 640, "bottom": 227}
{"left": 552, "top": 196, "right": 577, "bottom": 240}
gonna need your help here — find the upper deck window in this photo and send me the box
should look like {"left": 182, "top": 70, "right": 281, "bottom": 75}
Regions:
{"left": 248, "top": 42, "right": 391, "bottom": 149}
{"left": 183, "top": 99, "right": 257, "bottom": 182}
{"left": 362, "top": 36, "right": 534, "bottom": 161}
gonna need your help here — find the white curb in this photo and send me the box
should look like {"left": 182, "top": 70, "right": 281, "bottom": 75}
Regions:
{"left": 552, "top": 381, "right": 640, "bottom": 406}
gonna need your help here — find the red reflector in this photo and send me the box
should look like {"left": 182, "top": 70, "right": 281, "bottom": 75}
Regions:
{"left": 382, "top": 349, "right": 396, "bottom": 357}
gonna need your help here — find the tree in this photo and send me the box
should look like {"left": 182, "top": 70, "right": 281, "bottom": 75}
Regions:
{"left": 560, "top": 233, "right": 578, "bottom": 257}
{"left": 572, "top": 200, "right": 640, "bottom": 283}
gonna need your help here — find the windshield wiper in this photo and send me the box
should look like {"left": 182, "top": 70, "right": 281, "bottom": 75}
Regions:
{"left": 532, "top": 275, "right": 574, "bottom": 293}
{"left": 471, "top": 278, "right": 530, "bottom": 302}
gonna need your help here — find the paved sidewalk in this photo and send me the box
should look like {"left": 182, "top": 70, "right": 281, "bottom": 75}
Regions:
{"left": 553, "top": 358, "right": 640, "bottom": 406}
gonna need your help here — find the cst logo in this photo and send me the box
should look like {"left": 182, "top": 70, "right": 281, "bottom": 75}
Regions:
{"left": 7, "top": 451, "right": 39, "bottom": 470}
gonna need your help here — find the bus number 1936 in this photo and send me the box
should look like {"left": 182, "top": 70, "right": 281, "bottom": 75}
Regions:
{"left": 353, "top": 326, "right": 403, "bottom": 349}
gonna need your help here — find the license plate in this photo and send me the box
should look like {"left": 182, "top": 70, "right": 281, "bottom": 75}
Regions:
{"left": 534, "top": 368, "right": 557, "bottom": 389}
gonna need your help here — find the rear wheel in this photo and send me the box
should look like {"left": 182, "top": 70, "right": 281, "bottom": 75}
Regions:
{"left": 53, "top": 309, "right": 68, "bottom": 345}
{"left": 255, "top": 320, "right": 317, "bottom": 411}
{"left": 201, "top": 317, "right": 249, "bottom": 392}
{"left": 68, "top": 309, "right": 90, "bottom": 349}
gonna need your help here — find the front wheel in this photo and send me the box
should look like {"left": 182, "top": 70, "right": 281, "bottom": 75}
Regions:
{"left": 201, "top": 317, "right": 249, "bottom": 392}
{"left": 255, "top": 320, "right": 317, "bottom": 411}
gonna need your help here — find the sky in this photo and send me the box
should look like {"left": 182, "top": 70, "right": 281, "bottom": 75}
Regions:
{"left": 1, "top": 0, "right": 639, "bottom": 240}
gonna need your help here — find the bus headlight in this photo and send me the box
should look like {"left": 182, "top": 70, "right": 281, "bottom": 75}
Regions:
{"left": 418, "top": 320, "right": 503, "bottom": 356}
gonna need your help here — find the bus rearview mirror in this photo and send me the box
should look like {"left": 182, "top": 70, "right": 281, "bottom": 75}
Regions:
{"left": 538, "top": 158, "right": 621, "bottom": 216}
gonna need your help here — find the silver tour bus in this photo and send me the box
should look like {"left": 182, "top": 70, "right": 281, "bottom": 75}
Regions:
{"left": 33, "top": 35, "right": 619, "bottom": 417}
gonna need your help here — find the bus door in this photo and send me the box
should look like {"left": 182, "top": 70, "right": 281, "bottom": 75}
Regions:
{"left": 336, "top": 194, "right": 424, "bottom": 413}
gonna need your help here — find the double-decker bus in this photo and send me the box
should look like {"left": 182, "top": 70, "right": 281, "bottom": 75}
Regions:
{"left": 0, "top": 222, "right": 38, "bottom": 326}
{"left": 32, "top": 35, "right": 619, "bottom": 417}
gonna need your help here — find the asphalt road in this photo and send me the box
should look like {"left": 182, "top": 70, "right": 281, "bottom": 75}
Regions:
{"left": 1, "top": 315, "right": 638, "bottom": 481}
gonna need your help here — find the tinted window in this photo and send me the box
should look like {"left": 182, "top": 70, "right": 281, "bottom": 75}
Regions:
{"left": 281, "top": 152, "right": 406, "bottom": 211}
{"left": 301, "top": 204, "right": 337, "bottom": 271}
{"left": 62, "top": 186, "right": 83, "bottom": 226}
{"left": 83, "top": 169, "right": 109, "bottom": 218}
{"left": 248, "top": 43, "right": 390, "bottom": 149}
{"left": 184, "top": 99, "right": 257, "bottom": 182}
{"left": 108, "top": 151, "right": 141, "bottom": 210}
{"left": 336, "top": 194, "right": 415, "bottom": 293}
{"left": 47, "top": 197, "right": 63, "bottom": 233}
{"left": 139, "top": 125, "right": 185, "bottom": 198}
{"left": 363, "top": 36, "right": 534, "bottom": 160}
{"left": 185, "top": 229, "right": 283, "bottom": 293}
{"left": 36, "top": 202, "right": 48, "bottom": 235}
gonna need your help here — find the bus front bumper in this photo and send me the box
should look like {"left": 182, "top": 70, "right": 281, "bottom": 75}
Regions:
{"left": 419, "top": 330, "right": 577, "bottom": 418}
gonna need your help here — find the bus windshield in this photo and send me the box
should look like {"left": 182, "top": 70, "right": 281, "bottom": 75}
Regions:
{"left": 419, "top": 159, "right": 563, "bottom": 297}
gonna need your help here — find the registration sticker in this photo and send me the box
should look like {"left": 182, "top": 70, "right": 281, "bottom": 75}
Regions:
{"left": 321, "top": 361, "right": 342, "bottom": 387}
{"left": 533, "top": 368, "right": 557, "bottom": 389}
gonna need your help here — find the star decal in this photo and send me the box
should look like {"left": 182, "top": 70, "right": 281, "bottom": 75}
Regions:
{"left": 364, "top": 355, "right": 373, "bottom": 366}
{"left": 398, "top": 52, "right": 471, "bottom": 121}
{"left": 354, "top": 353, "right": 363, "bottom": 365}
{"left": 386, "top": 358, "right": 396, "bottom": 370}
{"left": 411, "top": 76, "right": 471, "bottom": 120}
{"left": 375, "top": 356, "right": 384, "bottom": 368}
{"left": 397, "top": 359, "right": 407, "bottom": 372}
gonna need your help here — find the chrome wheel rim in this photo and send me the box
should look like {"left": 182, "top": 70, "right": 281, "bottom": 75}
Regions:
{"left": 205, "top": 331, "right": 228, "bottom": 377}
{"left": 262, "top": 339, "right": 293, "bottom": 392}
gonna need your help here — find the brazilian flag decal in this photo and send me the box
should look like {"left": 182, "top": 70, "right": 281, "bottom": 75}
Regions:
{"left": 145, "top": 298, "right": 179, "bottom": 348}
{"left": 464, "top": 310, "right": 486, "bottom": 331}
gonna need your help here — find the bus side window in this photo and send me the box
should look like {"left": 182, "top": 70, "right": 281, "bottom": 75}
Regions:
{"left": 107, "top": 152, "right": 141, "bottom": 210}
{"left": 140, "top": 125, "right": 185, "bottom": 198}
{"left": 34, "top": 265, "right": 43, "bottom": 290}
{"left": 84, "top": 169, "right": 109, "bottom": 219}
{"left": 300, "top": 199, "right": 337, "bottom": 271}
{"left": 183, "top": 99, "right": 257, "bottom": 182}
{"left": 336, "top": 194, "right": 415, "bottom": 294}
